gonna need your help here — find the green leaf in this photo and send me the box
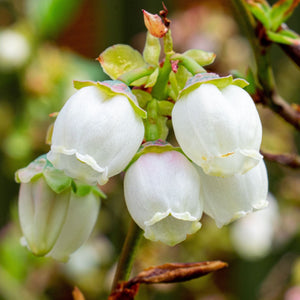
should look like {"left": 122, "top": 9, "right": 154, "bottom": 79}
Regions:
{"left": 183, "top": 49, "right": 216, "bottom": 66}
{"left": 26, "top": 0, "right": 82, "bottom": 38}
{"left": 267, "top": 30, "right": 300, "bottom": 45}
{"left": 98, "top": 44, "right": 147, "bottom": 80}
{"left": 143, "top": 31, "right": 161, "bottom": 65}
{"left": 270, "top": 0, "right": 300, "bottom": 31}
{"left": 247, "top": 0, "right": 272, "bottom": 29}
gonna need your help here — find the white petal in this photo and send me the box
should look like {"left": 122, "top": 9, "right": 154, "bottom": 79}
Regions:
{"left": 198, "top": 160, "right": 268, "bottom": 227}
{"left": 48, "top": 86, "right": 144, "bottom": 185}
{"left": 18, "top": 178, "right": 70, "bottom": 256}
{"left": 47, "top": 191, "right": 100, "bottom": 262}
{"left": 124, "top": 151, "right": 203, "bottom": 246}
{"left": 172, "top": 83, "right": 262, "bottom": 176}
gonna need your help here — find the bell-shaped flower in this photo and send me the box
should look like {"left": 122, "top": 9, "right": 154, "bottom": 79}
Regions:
{"left": 47, "top": 80, "right": 146, "bottom": 185}
{"left": 172, "top": 74, "right": 263, "bottom": 177}
{"left": 124, "top": 142, "right": 203, "bottom": 246}
{"left": 16, "top": 155, "right": 105, "bottom": 262}
{"left": 231, "top": 193, "right": 279, "bottom": 260}
{"left": 197, "top": 159, "right": 268, "bottom": 228}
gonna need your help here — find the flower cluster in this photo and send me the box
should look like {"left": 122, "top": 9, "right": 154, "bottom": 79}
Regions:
{"left": 15, "top": 16, "right": 269, "bottom": 260}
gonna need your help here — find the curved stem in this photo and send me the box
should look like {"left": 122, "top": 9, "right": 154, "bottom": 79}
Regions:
{"left": 111, "top": 219, "right": 143, "bottom": 291}
{"left": 231, "top": 0, "right": 300, "bottom": 130}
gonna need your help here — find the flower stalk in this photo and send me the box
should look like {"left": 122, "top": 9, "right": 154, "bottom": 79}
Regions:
{"left": 111, "top": 219, "right": 143, "bottom": 291}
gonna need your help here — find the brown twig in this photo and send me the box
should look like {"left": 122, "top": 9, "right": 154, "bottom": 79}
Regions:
{"left": 254, "top": 89, "right": 300, "bottom": 130}
{"left": 109, "top": 260, "right": 228, "bottom": 300}
{"left": 261, "top": 150, "right": 300, "bottom": 168}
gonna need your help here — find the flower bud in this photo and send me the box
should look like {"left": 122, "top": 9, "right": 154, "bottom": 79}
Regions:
{"left": 124, "top": 143, "right": 202, "bottom": 246}
{"left": 172, "top": 79, "right": 262, "bottom": 177}
{"left": 47, "top": 81, "right": 146, "bottom": 185}
{"left": 16, "top": 156, "right": 103, "bottom": 262}
{"left": 197, "top": 160, "right": 268, "bottom": 228}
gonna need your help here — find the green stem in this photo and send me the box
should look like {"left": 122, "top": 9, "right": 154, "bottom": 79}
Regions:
{"left": 118, "top": 65, "right": 155, "bottom": 86}
{"left": 151, "top": 30, "right": 175, "bottom": 100}
{"left": 231, "top": 0, "right": 275, "bottom": 93}
{"left": 151, "top": 59, "right": 172, "bottom": 100}
{"left": 111, "top": 219, "right": 143, "bottom": 291}
{"left": 172, "top": 54, "right": 206, "bottom": 75}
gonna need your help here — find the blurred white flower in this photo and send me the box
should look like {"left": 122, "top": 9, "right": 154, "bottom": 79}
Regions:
{"left": 0, "top": 29, "right": 30, "bottom": 70}
{"left": 124, "top": 149, "right": 202, "bottom": 246}
{"left": 48, "top": 84, "right": 145, "bottom": 185}
{"left": 16, "top": 156, "right": 102, "bottom": 262}
{"left": 231, "top": 193, "right": 279, "bottom": 260}
{"left": 64, "top": 236, "right": 114, "bottom": 277}
{"left": 198, "top": 160, "right": 268, "bottom": 228}
{"left": 172, "top": 83, "right": 262, "bottom": 177}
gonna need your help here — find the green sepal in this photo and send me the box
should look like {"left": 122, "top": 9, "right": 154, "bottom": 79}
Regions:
{"left": 45, "top": 123, "right": 54, "bottom": 145}
{"left": 270, "top": 0, "right": 299, "bottom": 31}
{"left": 266, "top": 29, "right": 300, "bottom": 45}
{"left": 179, "top": 73, "right": 249, "bottom": 99}
{"left": 143, "top": 31, "right": 161, "bottom": 65}
{"left": 183, "top": 49, "right": 216, "bottom": 66}
{"left": 132, "top": 89, "right": 153, "bottom": 109}
{"left": 15, "top": 155, "right": 72, "bottom": 194}
{"left": 98, "top": 44, "right": 147, "bottom": 80}
{"left": 145, "top": 67, "right": 159, "bottom": 87}
{"left": 16, "top": 155, "right": 107, "bottom": 198}
{"left": 157, "top": 100, "right": 174, "bottom": 116}
{"left": 125, "top": 140, "right": 183, "bottom": 171}
{"left": 71, "top": 181, "right": 106, "bottom": 198}
{"left": 168, "top": 66, "right": 192, "bottom": 100}
{"left": 43, "top": 166, "right": 72, "bottom": 194}
{"left": 73, "top": 80, "right": 147, "bottom": 119}
{"left": 247, "top": 0, "right": 271, "bottom": 29}
{"left": 131, "top": 67, "right": 159, "bottom": 87}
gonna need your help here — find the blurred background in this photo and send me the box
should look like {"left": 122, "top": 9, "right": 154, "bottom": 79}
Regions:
{"left": 0, "top": 0, "right": 300, "bottom": 299}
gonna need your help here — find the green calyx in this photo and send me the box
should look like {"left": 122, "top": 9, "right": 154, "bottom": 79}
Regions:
{"left": 73, "top": 80, "right": 147, "bottom": 119}
{"left": 15, "top": 155, "right": 106, "bottom": 198}
{"left": 178, "top": 73, "right": 249, "bottom": 99}
{"left": 125, "top": 140, "right": 183, "bottom": 170}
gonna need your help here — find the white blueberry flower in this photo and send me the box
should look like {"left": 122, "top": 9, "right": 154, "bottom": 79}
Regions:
{"left": 197, "top": 159, "right": 268, "bottom": 228}
{"left": 124, "top": 143, "right": 203, "bottom": 246}
{"left": 47, "top": 81, "right": 146, "bottom": 185}
{"left": 16, "top": 156, "right": 103, "bottom": 262}
{"left": 231, "top": 194, "right": 279, "bottom": 260}
{"left": 172, "top": 77, "right": 262, "bottom": 177}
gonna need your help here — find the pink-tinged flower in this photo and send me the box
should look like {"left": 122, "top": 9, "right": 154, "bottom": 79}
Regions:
{"left": 124, "top": 146, "right": 202, "bottom": 246}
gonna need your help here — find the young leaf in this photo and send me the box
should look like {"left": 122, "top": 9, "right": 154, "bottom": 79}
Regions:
{"left": 97, "top": 45, "right": 147, "bottom": 80}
